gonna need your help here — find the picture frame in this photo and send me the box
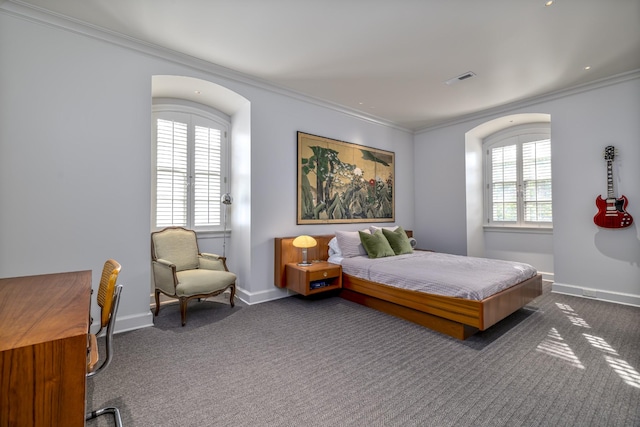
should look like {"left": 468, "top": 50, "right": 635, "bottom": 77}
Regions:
{"left": 297, "top": 131, "right": 395, "bottom": 224}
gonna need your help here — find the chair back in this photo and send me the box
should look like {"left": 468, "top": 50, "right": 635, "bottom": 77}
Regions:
{"left": 97, "top": 259, "right": 122, "bottom": 330}
{"left": 151, "top": 227, "right": 200, "bottom": 271}
{"left": 88, "top": 259, "right": 122, "bottom": 377}
{"left": 88, "top": 282, "right": 123, "bottom": 378}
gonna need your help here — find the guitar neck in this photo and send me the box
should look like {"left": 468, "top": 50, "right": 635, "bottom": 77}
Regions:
{"left": 606, "top": 160, "right": 614, "bottom": 199}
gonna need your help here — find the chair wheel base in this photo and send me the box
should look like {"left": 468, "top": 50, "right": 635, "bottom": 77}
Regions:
{"left": 86, "top": 406, "right": 123, "bottom": 427}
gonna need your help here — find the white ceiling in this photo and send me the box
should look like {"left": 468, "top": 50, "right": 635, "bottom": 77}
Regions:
{"left": 11, "top": 0, "right": 640, "bottom": 130}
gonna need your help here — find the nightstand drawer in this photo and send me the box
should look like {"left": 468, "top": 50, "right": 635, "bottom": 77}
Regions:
{"left": 309, "top": 268, "right": 340, "bottom": 282}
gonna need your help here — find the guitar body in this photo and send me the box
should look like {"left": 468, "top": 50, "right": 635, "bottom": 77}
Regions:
{"left": 594, "top": 195, "right": 633, "bottom": 228}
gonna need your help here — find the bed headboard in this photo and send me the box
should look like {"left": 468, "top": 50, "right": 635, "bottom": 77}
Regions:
{"left": 273, "top": 230, "right": 412, "bottom": 288}
{"left": 274, "top": 234, "right": 334, "bottom": 288}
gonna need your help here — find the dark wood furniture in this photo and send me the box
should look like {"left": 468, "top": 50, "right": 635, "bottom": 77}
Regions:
{"left": 0, "top": 270, "right": 92, "bottom": 427}
{"left": 274, "top": 235, "right": 543, "bottom": 340}
{"left": 285, "top": 261, "right": 342, "bottom": 295}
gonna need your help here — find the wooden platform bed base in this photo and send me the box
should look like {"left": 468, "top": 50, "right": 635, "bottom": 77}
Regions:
{"left": 274, "top": 234, "right": 542, "bottom": 340}
{"left": 340, "top": 273, "right": 542, "bottom": 340}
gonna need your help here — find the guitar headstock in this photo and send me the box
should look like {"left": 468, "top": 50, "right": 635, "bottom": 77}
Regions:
{"left": 603, "top": 145, "right": 617, "bottom": 161}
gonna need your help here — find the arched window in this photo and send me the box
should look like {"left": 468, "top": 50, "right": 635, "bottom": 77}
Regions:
{"left": 152, "top": 103, "right": 230, "bottom": 231}
{"left": 484, "top": 124, "right": 552, "bottom": 227}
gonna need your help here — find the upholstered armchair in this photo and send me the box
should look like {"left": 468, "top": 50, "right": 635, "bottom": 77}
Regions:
{"left": 151, "top": 227, "right": 237, "bottom": 326}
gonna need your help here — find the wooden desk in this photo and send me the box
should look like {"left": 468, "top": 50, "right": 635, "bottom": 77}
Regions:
{"left": 0, "top": 270, "right": 92, "bottom": 427}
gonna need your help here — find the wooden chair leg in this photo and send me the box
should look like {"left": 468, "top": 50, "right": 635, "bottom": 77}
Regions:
{"left": 154, "top": 290, "right": 161, "bottom": 316}
{"left": 180, "top": 297, "right": 188, "bottom": 326}
{"left": 229, "top": 284, "right": 236, "bottom": 308}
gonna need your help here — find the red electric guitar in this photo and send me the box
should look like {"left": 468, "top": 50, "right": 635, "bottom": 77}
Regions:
{"left": 593, "top": 146, "right": 633, "bottom": 228}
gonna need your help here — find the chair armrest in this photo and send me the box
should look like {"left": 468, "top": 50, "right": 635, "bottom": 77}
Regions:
{"left": 199, "top": 253, "right": 229, "bottom": 271}
{"left": 152, "top": 259, "right": 178, "bottom": 294}
{"left": 155, "top": 258, "right": 176, "bottom": 268}
{"left": 201, "top": 252, "right": 222, "bottom": 260}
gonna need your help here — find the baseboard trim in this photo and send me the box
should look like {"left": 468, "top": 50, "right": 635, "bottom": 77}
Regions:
{"left": 552, "top": 282, "right": 640, "bottom": 308}
{"left": 538, "top": 271, "right": 554, "bottom": 282}
{"left": 91, "top": 311, "right": 154, "bottom": 335}
{"left": 235, "top": 286, "right": 290, "bottom": 305}
{"left": 148, "top": 286, "right": 288, "bottom": 308}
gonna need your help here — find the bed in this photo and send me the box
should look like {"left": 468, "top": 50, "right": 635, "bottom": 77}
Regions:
{"left": 274, "top": 231, "right": 542, "bottom": 340}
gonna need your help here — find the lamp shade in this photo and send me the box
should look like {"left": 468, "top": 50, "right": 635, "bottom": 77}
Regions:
{"left": 292, "top": 235, "right": 317, "bottom": 249}
{"left": 292, "top": 235, "right": 316, "bottom": 266}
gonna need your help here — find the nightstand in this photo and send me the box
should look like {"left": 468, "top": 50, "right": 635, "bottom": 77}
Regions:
{"left": 285, "top": 261, "right": 342, "bottom": 296}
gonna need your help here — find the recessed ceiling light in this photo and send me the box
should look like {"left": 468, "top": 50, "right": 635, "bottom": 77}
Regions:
{"left": 545, "top": 1, "right": 553, "bottom": 6}
{"left": 584, "top": 66, "right": 591, "bottom": 70}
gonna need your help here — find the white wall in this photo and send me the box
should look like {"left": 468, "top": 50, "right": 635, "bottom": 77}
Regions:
{"left": 0, "top": 10, "right": 156, "bottom": 331}
{"left": 415, "top": 75, "right": 640, "bottom": 306}
{"left": 550, "top": 77, "right": 640, "bottom": 304}
{"left": 483, "top": 230, "right": 554, "bottom": 276}
{"left": 0, "top": 5, "right": 414, "bottom": 331}
{"left": 414, "top": 124, "right": 469, "bottom": 255}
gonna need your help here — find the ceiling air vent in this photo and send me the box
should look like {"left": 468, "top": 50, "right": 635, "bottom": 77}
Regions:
{"left": 445, "top": 71, "right": 477, "bottom": 85}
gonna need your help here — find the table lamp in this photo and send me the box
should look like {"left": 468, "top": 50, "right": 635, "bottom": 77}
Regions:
{"left": 292, "top": 235, "right": 317, "bottom": 266}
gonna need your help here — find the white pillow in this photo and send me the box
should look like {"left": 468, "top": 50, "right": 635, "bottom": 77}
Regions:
{"left": 328, "top": 237, "right": 341, "bottom": 256}
{"left": 334, "top": 229, "right": 370, "bottom": 258}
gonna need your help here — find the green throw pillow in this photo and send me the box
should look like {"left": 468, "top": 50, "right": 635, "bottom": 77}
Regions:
{"left": 359, "top": 230, "right": 395, "bottom": 258}
{"left": 382, "top": 226, "right": 413, "bottom": 255}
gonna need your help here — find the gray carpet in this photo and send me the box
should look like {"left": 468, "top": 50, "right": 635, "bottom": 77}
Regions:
{"left": 87, "top": 283, "right": 640, "bottom": 426}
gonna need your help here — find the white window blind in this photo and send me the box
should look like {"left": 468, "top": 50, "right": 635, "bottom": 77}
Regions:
{"left": 491, "top": 144, "right": 517, "bottom": 222}
{"left": 152, "top": 107, "right": 229, "bottom": 231}
{"left": 486, "top": 127, "right": 552, "bottom": 227}
{"left": 522, "top": 139, "right": 552, "bottom": 222}
{"left": 193, "top": 125, "right": 222, "bottom": 226}
{"left": 156, "top": 118, "right": 188, "bottom": 227}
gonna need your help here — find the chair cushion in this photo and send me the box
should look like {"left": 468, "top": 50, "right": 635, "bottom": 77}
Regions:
{"left": 153, "top": 228, "right": 199, "bottom": 272}
{"left": 175, "top": 269, "right": 237, "bottom": 297}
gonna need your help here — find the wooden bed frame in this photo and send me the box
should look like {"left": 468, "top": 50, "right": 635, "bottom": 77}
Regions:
{"left": 274, "top": 234, "right": 542, "bottom": 340}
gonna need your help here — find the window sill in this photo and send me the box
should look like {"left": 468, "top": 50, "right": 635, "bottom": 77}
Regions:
{"left": 196, "top": 230, "right": 231, "bottom": 239}
{"left": 483, "top": 225, "right": 553, "bottom": 234}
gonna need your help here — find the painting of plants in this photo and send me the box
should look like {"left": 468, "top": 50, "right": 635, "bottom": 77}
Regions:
{"left": 297, "top": 132, "right": 394, "bottom": 224}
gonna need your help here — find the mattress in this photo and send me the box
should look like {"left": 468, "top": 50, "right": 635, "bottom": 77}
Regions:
{"left": 329, "top": 251, "right": 537, "bottom": 301}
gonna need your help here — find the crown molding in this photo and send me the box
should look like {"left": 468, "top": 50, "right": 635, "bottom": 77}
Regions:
{"left": 3, "top": 1, "right": 636, "bottom": 137}
{"left": 1, "top": 0, "right": 412, "bottom": 134}
{"left": 416, "top": 69, "right": 640, "bottom": 135}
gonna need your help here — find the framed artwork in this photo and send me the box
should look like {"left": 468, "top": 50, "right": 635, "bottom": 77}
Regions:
{"left": 297, "top": 131, "right": 395, "bottom": 224}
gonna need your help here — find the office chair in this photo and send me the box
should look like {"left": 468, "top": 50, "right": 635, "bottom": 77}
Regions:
{"left": 86, "top": 259, "right": 124, "bottom": 427}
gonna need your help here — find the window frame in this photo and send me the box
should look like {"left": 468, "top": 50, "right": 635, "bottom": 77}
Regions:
{"left": 151, "top": 103, "right": 231, "bottom": 232}
{"left": 483, "top": 124, "right": 552, "bottom": 230}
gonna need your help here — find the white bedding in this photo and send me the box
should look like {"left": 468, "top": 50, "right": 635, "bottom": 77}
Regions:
{"left": 330, "top": 251, "right": 537, "bottom": 301}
